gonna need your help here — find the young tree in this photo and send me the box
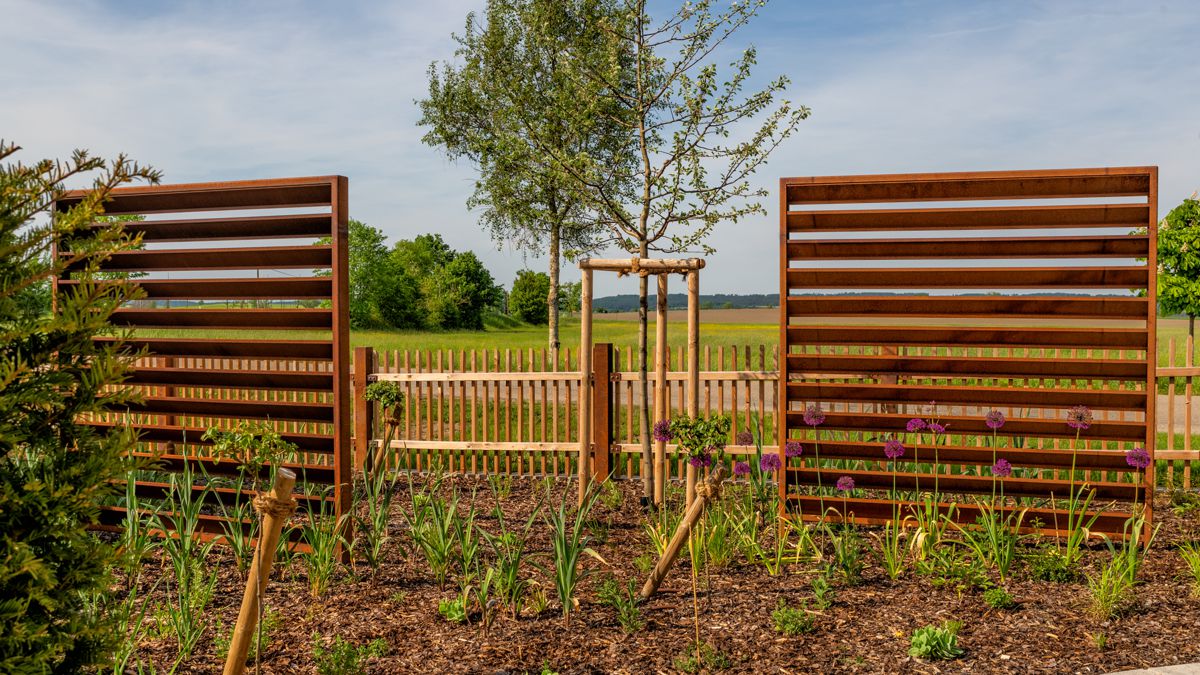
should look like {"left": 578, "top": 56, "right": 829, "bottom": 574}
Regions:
{"left": 535, "top": 0, "right": 809, "bottom": 501}
{"left": 418, "top": 0, "right": 631, "bottom": 359}
{"left": 511, "top": 269, "right": 552, "bottom": 324}
{"left": 1158, "top": 195, "right": 1200, "bottom": 338}
{"left": 0, "top": 141, "right": 158, "bottom": 671}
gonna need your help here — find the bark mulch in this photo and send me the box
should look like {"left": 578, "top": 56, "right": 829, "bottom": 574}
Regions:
{"left": 128, "top": 476, "right": 1200, "bottom": 674}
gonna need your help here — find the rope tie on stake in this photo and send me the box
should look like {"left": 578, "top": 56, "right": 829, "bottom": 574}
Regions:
{"left": 252, "top": 493, "right": 297, "bottom": 519}
{"left": 695, "top": 478, "right": 722, "bottom": 501}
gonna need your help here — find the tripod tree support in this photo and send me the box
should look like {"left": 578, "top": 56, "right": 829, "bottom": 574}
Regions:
{"left": 638, "top": 464, "right": 727, "bottom": 600}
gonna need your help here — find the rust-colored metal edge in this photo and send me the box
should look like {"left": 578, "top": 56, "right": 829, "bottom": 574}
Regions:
{"left": 786, "top": 234, "right": 1148, "bottom": 259}
{"left": 785, "top": 203, "right": 1148, "bottom": 231}
{"left": 786, "top": 381, "right": 1147, "bottom": 410}
{"left": 786, "top": 466, "right": 1137, "bottom": 501}
{"left": 59, "top": 277, "right": 332, "bottom": 299}
{"left": 784, "top": 266, "right": 1147, "bottom": 289}
{"left": 57, "top": 176, "right": 343, "bottom": 215}
{"left": 786, "top": 353, "right": 1147, "bottom": 380}
{"left": 99, "top": 336, "right": 333, "bottom": 360}
{"left": 794, "top": 439, "right": 1139, "bottom": 472}
{"left": 66, "top": 245, "right": 333, "bottom": 271}
{"left": 115, "top": 396, "right": 334, "bottom": 423}
{"left": 784, "top": 410, "right": 1145, "bottom": 442}
{"left": 784, "top": 325, "right": 1147, "bottom": 349}
{"left": 87, "top": 420, "right": 333, "bottom": 453}
{"left": 785, "top": 295, "right": 1147, "bottom": 319}
{"left": 111, "top": 308, "right": 333, "bottom": 330}
{"left": 125, "top": 366, "right": 333, "bottom": 390}
{"left": 91, "top": 213, "right": 332, "bottom": 241}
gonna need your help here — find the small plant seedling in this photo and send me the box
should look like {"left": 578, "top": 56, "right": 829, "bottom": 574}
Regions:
{"left": 312, "top": 634, "right": 388, "bottom": 675}
{"left": 600, "top": 479, "right": 623, "bottom": 510}
{"left": 908, "top": 621, "right": 965, "bottom": 660}
{"left": 810, "top": 571, "right": 835, "bottom": 609}
{"left": 982, "top": 586, "right": 1016, "bottom": 610}
{"left": 1178, "top": 541, "right": 1200, "bottom": 597}
{"left": 633, "top": 552, "right": 655, "bottom": 574}
{"left": 438, "top": 595, "right": 469, "bottom": 624}
{"left": 1026, "top": 545, "right": 1078, "bottom": 583}
{"left": 673, "top": 640, "right": 732, "bottom": 673}
{"left": 771, "top": 599, "right": 816, "bottom": 635}
{"left": 596, "top": 577, "right": 645, "bottom": 634}
{"left": 1088, "top": 631, "right": 1108, "bottom": 651}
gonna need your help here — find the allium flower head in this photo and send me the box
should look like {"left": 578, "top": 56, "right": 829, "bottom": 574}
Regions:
{"left": 991, "top": 458, "right": 1013, "bottom": 478}
{"left": 1125, "top": 446, "right": 1150, "bottom": 470}
{"left": 1066, "top": 405, "right": 1093, "bottom": 430}
{"left": 906, "top": 418, "right": 927, "bottom": 433}
{"left": 688, "top": 452, "right": 713, "bottom": 468}
{"left": 883, "top": 439, "right": 906, "bottom": 460}
{"left": 803, "top": 404, "right": 826, "bottom": 427}
{"left": 928, "top": 422, "right": 946, "bottom": 435}
{"left": 736, "top": 430, "right": 754, "bottom": 446}
{"left": 759, "top": 453, "right": 781, "bottom": 473}
{"left": 836, "top": 476, "right": 855, "bottom": 492}
{"left": 652, "top": 419, "right": 673, "bottom": 443}
{"left": 785, "top": 441, "right": 804, "bottom": 458}
{"left": 985, "top": 409, "right": 1006, "bottom": 430}
{"left": 733, "top": 461, "right": 751, "bottom": 477}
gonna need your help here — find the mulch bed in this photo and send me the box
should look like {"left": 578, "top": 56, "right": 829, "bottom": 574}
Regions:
{"left": 127, "top": 476, "right": 1200, "bottom": 674}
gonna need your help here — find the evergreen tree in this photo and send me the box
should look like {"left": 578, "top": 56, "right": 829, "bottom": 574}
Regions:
{"left": 0, "top": 141, "right": 158, "bottom": 672}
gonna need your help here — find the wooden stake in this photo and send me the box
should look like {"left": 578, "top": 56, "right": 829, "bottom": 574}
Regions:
{"left": 222, "top": 468, "right": 297, "bottom": 675}
{"left": 640, "top": 464, "right": 728, "bottom": 600}
{"left": 578, "top": 269, "right": 594, "bottom": 506}
{"left": 686, "top": 270, "right": 700, "bottom": 506}
{"left": 654, "top": 273, "right": 669, "bottom": 506}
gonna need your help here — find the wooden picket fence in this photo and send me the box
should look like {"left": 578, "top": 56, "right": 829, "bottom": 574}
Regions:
{"left": 354, "top": 343, "right": 1200, "bottom": 490}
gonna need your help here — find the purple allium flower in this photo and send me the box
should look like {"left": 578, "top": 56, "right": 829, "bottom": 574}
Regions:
{"left": 1125, "top": 446, "right": 1150, "bottom": 470}
{"left": 688, "top": 452, "right": 713, "bottom": 468}
{"left": 803, "top": 404, "right": 826, "bottom": 427}
{"left": 736, "top": 430, "right": 754, "bottom": 446}
{"left": 733, "top": 461, "right": 751, "bottom": 477}
{"left": 906, "top": 418, "right": 927, "bottom": 433}
{"left": 928, "top": 422, "right": 946, "bottom": 435}
{"left": 785, "top": 441, "right": 804, "bottom": 458}
{"left": 836, "top": 476, "right": 855, "bottom": 492}
{"left": 985, "top": 409, "right": 1006, "bottom": 430}
{"left": 652, "top": 419, "right": 673, "bottom": 443}
{"left": 759, "top": 453, "right": 781, "bottom": 473}
{"left": 991, "top": 458, "right": 1013, "bottom": 478}
{"left": 883, "top": 439, "right": 906, "bottom": 460}
{"left": 1066, "top": 405, "right": 1093, "bottom": 430}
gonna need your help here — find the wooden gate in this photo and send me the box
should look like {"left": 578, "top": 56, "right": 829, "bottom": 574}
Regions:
{"left": 55, "top": 176, "right": 351, "bottom": 543}
{"left": 778, "top": 167, "right": 1157, "bottom": 536}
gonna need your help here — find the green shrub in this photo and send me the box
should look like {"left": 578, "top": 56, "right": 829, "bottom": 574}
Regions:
{"left": 509, "top": 269, "right": 551, "bottom": 325}
{"left": 908, "top": 621, "right": 965, "bottom": 660}
{"left": 0, "top": 143, "right": 158, "bottom": 673}
{"left": 596, "top": 577, "right": 644, "bottom": 634}
{"left": 771, "top": 599, "right": 816, "bottom": 635}
{"left": 982, "top": 586, "right": 1015, "bottom": 610}
{"left": 1026, "top": 545, "right": 1078, "bottom": 582}
{"left": 1179, "top": 541, "right": 1200, "bottom": 597}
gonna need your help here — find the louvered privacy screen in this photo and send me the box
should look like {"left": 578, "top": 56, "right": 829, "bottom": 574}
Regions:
{"left": 778, "top": 167, "right": 1157, "bottom": 537}
{"left": 54, "top": 176, "right": 350, "bottom": 544}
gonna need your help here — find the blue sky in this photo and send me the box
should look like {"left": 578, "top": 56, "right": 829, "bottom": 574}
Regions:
{"left": 2, "top": 0, "right": 1197, "bottom": 295}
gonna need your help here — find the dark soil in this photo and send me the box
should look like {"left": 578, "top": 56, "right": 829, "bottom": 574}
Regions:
{"left": 127, "top": 476, "right": 1200, "bottom": 674}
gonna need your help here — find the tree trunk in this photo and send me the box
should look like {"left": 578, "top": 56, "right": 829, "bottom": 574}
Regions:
{"left": 638, "top": 243, "right": 653, "bottom": 506}
{"left": 548, "top": 224, "right": 561, "bottom": 363}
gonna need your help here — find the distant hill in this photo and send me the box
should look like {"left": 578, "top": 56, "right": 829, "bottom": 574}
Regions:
{"left": 593, "top": 293, "right": 778, "bottom": 312}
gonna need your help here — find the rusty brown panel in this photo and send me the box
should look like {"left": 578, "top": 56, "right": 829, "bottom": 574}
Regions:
{"left": 126, "top": 480, "right": 328, "bottom": 509}
{"left": 99, "top": 214, "right": 332, "bottom": 241}
{"left": 125, "top": 366, "right": 333, "bottom": 390}
{"left": 59, "top": 277, "right": 331, "bottom": 299}
{"left": 111, "top": 308, "right": 333, "bottom": 330}
{"left": 804, "top": 439, "right": 1137, "bottom": 472}
{"left": 94, "top": 506, "right": 313, "bottom": 549}
{"left": 71, "top": 245, "right": 333, "bottom": 271}
{"left": 785, "top": 326, "right": 1147, "bottom": 350}
{"left": 786, "top": 353, "right": 1147, "bottom": 380}
{"left": 783, "top": 168, "right": 1152, "bottom": 204}
{"left": 98, "top": 337, "right": 333, "bottom": 360}
{"left": 57, "top": 176, "right": 336, "bottom": 214}
{"left": 787, "top": 467, "right": 1137, "bottom": 501}
{"left": 785, "top": 266, "right": 1148, "bottom": 289}
{"left": 785, "top": 295, "right": 1147, "bottom": 319}
{"left": 785, "top": 410, "right": 1145, "bottom": 442}
{"left": 787, "top": 382, "right": 1147, "bottom": 410}
{"left": 117, "top": 396, "right": 334, "bottom": 423}
{"left": 786, "top": 204, "right": 1148, "bottom": 232}
{"left": 786, "top": 234, "right": 1149, "bottom": 259}
{"left": 87, "top": 421, "right": 334, "bottom": 453}
{"left": 783, "top": 495, "right": 1132, "bottom": 537}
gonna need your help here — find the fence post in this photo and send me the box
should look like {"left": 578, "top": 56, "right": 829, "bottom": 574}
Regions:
{"left": 352, "top": 346, "right": 375, "bottom": 471}
{"left": 591, "top": 343, "right": 613, "bottom": 481}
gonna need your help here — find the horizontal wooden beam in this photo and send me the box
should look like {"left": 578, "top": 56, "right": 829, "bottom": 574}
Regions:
{"left": 59, "top": 277, "right": 331, "bottom": 300}
{"left": 785, "top": 267, "right": 1148, "bottom": 289}
{"left": 66, "top": 245, "right": 332, "bottom": 271}
{"left": 786, "top": 467, "right": 1137, "bottom": 501}
{"left": 58, "top": 176, "right": 340, "bottom": 215}
{"left": 785, "top": 295, "right": 1147, "bottom": 319}
{"left": 91, "top": 214, "right": 332, "bottom": 241}
{"left": 787, "top": 381, "right": 1147, "bottom": 410}
{"left": 787, "top": 354, "right": 1147, "bottom": 381}
{"left": 114, "top": 396, "right": 334, "bottom": 423}
{"left": 785, "top": 410, "right": 1146, "bottom": 442}
{"left": 786, "top": 326, "right": 1147, "bottom": 350}
{"left": 785, "top": 204, "right": 1149, "bottom": 232}
{"left": 577, "top": 257, "right": 705, "bottom": 272}
{"left": 111, "top": 308, "right": 333, "bottom": 330}
{"left": 86, "top": 420, "right": 334, "bottom": 453}
{"left": 787, "top": 235, "right": 1148, "bottom": 260}
{"left": 100, "top": 336, "right": 333, "bottom": 360}
{"left": 126, "top": 366, "right": 333, "bottom": 390}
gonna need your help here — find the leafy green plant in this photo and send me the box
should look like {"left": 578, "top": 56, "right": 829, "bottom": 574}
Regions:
{"left": 1170, "top": 489, "right": 1200, "bottom": 517}
{"left": 215, "top": 606, "right": 280, "bottom": 665}
{"left": 633, "top": 552, "right": 655, "bottom": 574}
{"left": 438, "top": 593, "right": 469, "bottom": 624}
{"left": 525, "top": 582, "right": 550, "bottom": 616}
{"left": 537, "top": 485, "right": 607, "bottom": 625}
{"left": 673, "top": 640, "right": 732, "bottom": 673}
{"left": 203, "top": 421, "right": 297, "bottom": 493}
{"left": 1086, "top": 550, "right": 1136, "bottom": 619}
{"left": 217, "top": 474, "right": 260, "bottom": 579}
{"left": 702, "top": 501, "right": 740, "bottom": 569}
{"left": 908, "top": 621, "right": 965, "bottom": 660}
{"left": 810, "top": 571, "right": 835, "bottom": 610}
{"left": 487, "top": 473, "right": 513, "bottom": 500}
{"left": 413, "top": 492, "right": 461, "bottom": 588}
{"left": 982, "top": 586, "right": 1015, "bottom": 610}
{"left": 1178, "top": 541, "right": 1200, "bottom": 597}
{"left": 771, "top": 599, "right": 816, "bottom": 635}
{"left": 916, "top": 545, "right": 988, "bottom": 594}
{"left": 599, "top": 479, "right": 623, "bottom": 510}
{"left": 872, "top": 520, "right": 909, "bottom": 581}
{"left": 480, "top": 486, "right": 538, "bottom": 618}
{"left": 597, "top": 577, "right": 645, "bottom": 633}
{"left": 452, "top": 495, "right": 482, "bottom": 586}
{"left": 364, "top": 381, "right": 406, "bottom": 419}
{"left": 667, "top": 414, "right": 733, "bottom": 465}
{"left": 1026, "top": 544, "right": 1078, "bottom": 582}
{"left": 301, "top": 507, "right": 349, "bottom": 599}
{"left": 644, "top": 502, "right": 684, "bottom": 558}
{"left": 826, "top": 525, "right": 865, "bottom": 586}
{"left": 354, "top": 460, "right": 401, "bottom": 577}
{"left": 953, "top": 503, "right": 1027, "bottom": 581}
{"left": 312, "top": 634, "right": 388, "bottom": 675}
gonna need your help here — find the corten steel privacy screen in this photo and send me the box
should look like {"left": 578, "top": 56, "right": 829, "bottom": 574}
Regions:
{"left": 778, "top": 167, "right": 1157, "bottom": 537}
{"left": 54, "top": 176, "right": 351, "bottom": 544}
